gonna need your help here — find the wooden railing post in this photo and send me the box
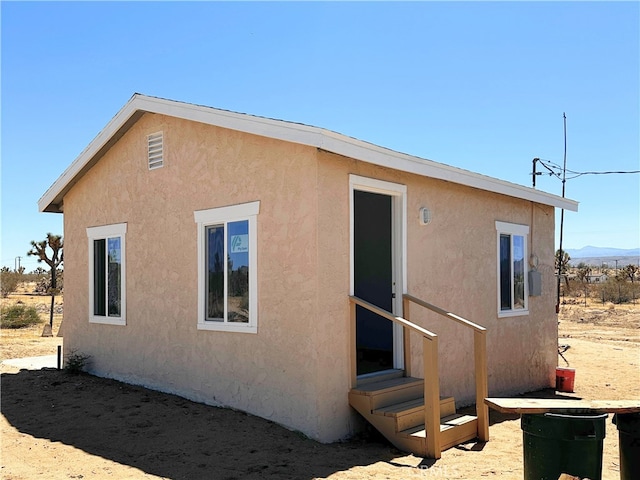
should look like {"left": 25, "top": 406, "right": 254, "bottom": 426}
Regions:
{"left": 403, "top": 294, "right": 490, "bottom": 445}
{"left": 403, "top": 296, "right": 412, "bottom": 377}
{"left": 474, "top": 330, "right": 489, "bottom": 442}
{"left": 349, "top": 295, "right": 454, "bottom": 458}
{"left": 423, "top": 335, "right": 441, "bottom": 459}
{"left": 350, "top": 299, "right": 357, "bottom": 388}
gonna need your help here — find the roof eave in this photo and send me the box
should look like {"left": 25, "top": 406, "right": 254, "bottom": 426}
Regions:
{"left": 38, "top": 94, "right": 579, "bottom": 214}
{"left": 38, "top": 94, "right": 144, "bottom": 213}
{"left": 318, "top": 131, "right": 579, "bottom": 212}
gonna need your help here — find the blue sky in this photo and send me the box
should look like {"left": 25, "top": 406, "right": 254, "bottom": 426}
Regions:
{"left": 2, "top": 1, "right": 639, "bottom": 271}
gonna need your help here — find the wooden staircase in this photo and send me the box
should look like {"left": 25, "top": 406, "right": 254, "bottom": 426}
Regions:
{"left": 349, "top": 295, "right": 490, "bottom": 458}
{"left": 349, "top": 374, "right": 479, "bottom": 456}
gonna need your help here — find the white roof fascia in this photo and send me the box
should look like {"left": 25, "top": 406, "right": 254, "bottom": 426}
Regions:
{"left": 38, "top": 95, "right": 142, "bottom": 212}
{"left": 135, "top": 95, "right": 328, "bottom": 148}
{"left": 317, "top": 130, "right": 578, "bottom": 211}
{"left": 39, "top": 94, "right": 579, "bottom": 213}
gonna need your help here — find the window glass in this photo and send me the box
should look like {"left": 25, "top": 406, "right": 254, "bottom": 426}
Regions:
{"left": 499, "top": 234, "right": 511, "bottom": 310}
{"left": 94, "top": 239, "right": 106, "bottom": 316}
{"left": 194, "top": 201, "right": 259, "bottom": 333}
{"left": 87, "top": 223, "right": 126, "bottom": 325}
{"left": 107, "top": 237, "right": 122, "bottom": 317}
{"left": 227, "top": 220, "right": 249, "bottom": 323}
{"left": 206, "top": 225, "right": 224, "bottom": 320}
{"left": 513, "top": 235, "right": 525, "bottom": 310}
{"left": 496, "top": 221, "right": 529, "bottom": 317}
{"left": 204, "top": 221, "right": 250, "bottom": 323}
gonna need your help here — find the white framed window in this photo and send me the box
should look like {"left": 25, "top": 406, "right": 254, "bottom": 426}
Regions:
{"left": 194, "top": 201, "right": 259, "bottom": 333}
{"left": 87, "top": 223, "right": 127, "bottom": 325}
{"left": 495, "top": 221, "right": 529, "bottom": 318}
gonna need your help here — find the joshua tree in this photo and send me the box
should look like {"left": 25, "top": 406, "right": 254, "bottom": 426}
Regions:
{"left": 555, "top": 249, "right": 571, "bottom": 291}
{"left": 576, "top": 263, "right": 592, "bottom": 284}
{"left": 27, "top": 234, "right": 63, "bottom": 334}
{"left": 623, "top": 264, "right": 638, "bottom": 284}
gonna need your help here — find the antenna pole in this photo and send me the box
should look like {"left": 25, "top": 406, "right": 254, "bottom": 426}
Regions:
{"left": 532, "top": 158, "right": 539, "bottom": 188}
{"left": 556, "top": 113, "right": 567, "bottom": 313}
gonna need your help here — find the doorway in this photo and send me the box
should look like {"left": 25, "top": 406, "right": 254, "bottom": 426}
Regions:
{"left": 350, "top": 176, "right": 406, "bottom": 377}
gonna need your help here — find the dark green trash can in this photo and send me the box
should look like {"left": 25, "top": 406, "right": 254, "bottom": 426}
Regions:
{"left": 613, "top": 413, "right": 640, "bottom": 480}
{"left": 521, "top": 413, "right": 607, "bottom": 480}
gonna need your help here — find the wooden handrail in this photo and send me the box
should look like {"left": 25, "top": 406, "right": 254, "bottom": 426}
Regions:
{"left": 350, "top": 295, "right": 441, "bottom": 458}
{"left": 403, "top": 294, "right": 490, "bottom": 444}
{"left": 349, "top": 296, "right": 437, "bottom": 340}
{"left": 349, "top": 294, "right": 490, "bottom": 457}
{"left": 403, "top": 294, "right": 486, "bottom": 333}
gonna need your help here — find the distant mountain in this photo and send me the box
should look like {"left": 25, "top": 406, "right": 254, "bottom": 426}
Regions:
{"left": 564, "top": 246, "right": 640, "bottom": 266}
{"left": 564, "top": 246, "right": 640, "bottom": 258}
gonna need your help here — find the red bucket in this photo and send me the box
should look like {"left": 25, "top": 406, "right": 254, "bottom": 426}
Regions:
{"left": 556, "top": 367, "right": 576, "bottom": 393}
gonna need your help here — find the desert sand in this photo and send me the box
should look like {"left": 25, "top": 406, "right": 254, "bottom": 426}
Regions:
{"left": 1, "top": 298, "right": 638, "bottom": 479}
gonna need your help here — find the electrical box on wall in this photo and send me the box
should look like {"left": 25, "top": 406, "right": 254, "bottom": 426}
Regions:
{"left": 529, "top": 270, "right": 542, "bottom": 296}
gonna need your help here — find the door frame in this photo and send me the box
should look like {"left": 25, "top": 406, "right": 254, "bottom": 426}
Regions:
{"left": 349, "top": 174, "right": 407, "bottom": 372}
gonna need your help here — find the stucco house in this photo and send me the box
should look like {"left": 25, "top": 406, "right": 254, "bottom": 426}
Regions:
{"left": 39, "top": 94, "right": 578, "bottom": 458}
{"left": 586, "top": 273, "right": 608, "bottom": 283}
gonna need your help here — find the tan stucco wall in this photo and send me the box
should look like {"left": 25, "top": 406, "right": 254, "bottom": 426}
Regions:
{"left": 401, "top": 175, "right": 557, "bottom": 404}
{"left": 314, "top": 150, "right": 558, "bottom": 411}
{"left": 63, "top": 113, "right": 329, "bottom": 439}
{"left": 62, "top": 114, "right": 558, "bottom": 443}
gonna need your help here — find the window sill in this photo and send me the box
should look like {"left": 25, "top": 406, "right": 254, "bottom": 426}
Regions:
{"left": 497, "top": 309, "right": 529, "bottom": 319}
{"left": 197, "top": 322, "right": 257, "bottom": 334}
{"left": 90, "top": 317, "right": 126, "bottom": 326}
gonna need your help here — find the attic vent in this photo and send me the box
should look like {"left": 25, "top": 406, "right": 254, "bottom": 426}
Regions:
{"left": 147, "top": 132, "right": 164, "bottom": 170}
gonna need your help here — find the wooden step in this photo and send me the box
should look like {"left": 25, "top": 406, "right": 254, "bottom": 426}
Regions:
{"left": 351, "top": 375, "right": 423, "bottom": 394}
{"left": 350, "top": 376, "right": 425, "bottom": 410}
{"left": 356, "top": 369, "right": 404, "bottom": 386}
{"left": 374, "top": 396, "right": 456, "bottom": 419}
{"left": 349, "top": 377, "right": 480, "bottom": 457}
{"left": 373, "top": 396, "right": 456, "bottom": 431}
{"left": 399, "top": 414, "right": 479, "bottom": 451}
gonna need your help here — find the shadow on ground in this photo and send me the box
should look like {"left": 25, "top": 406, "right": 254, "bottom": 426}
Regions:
{"left": 1, "top": 369, "right": 402, "bottom": 480}
{"left": 464, "top": 386, "right": 586, "bottom": 429}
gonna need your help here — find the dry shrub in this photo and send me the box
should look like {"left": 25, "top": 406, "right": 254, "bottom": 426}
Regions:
{"left": 0, "top": 304, "right": 43, "bottom": 329}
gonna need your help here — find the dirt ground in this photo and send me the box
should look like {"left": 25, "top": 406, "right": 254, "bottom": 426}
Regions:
{"left": 1, "top": 293, "right": 638, "bottom": 480}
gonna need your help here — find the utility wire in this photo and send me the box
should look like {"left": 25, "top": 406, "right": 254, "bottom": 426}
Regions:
{"left": 535, "top": 158, "right": 640, "bottom": 180}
